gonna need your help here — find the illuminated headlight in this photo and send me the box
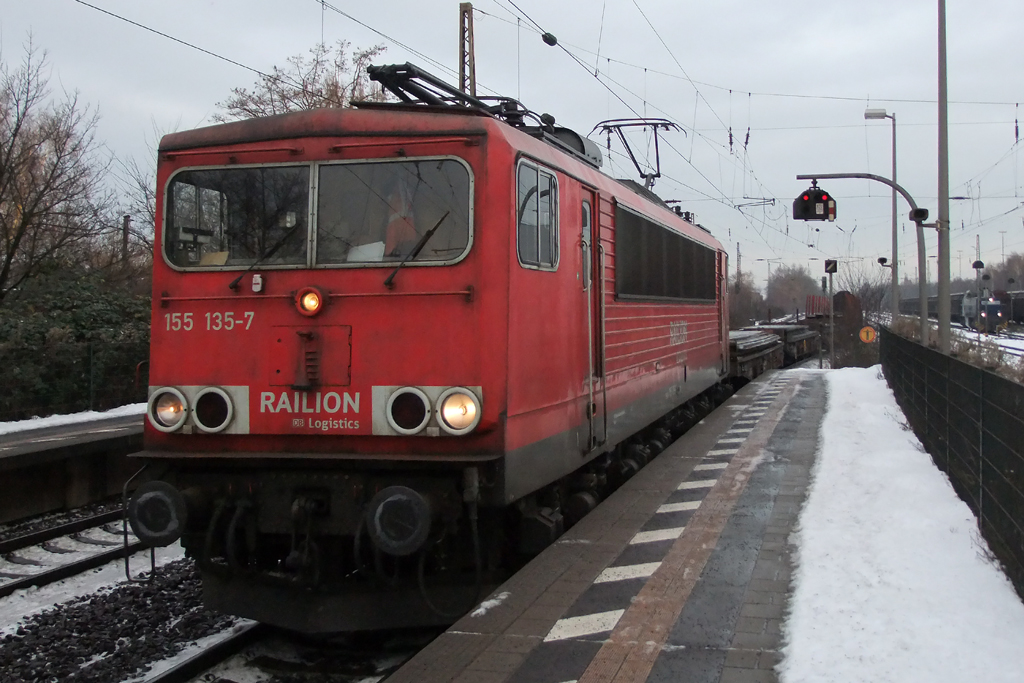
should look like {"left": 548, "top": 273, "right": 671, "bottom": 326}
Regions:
{"left": 982, "top": 312, "right": 987, "bottom": 317}
{"left": 192, "top": 387, "right": 233, "bottom": 433}
{"left": 148, "top": 388, "right": 188, "bottom": 432}
{"left": 295, "top": 286, "right": 324, "bottom": 317}
{"left": 436, "top": 388, "right": 482, "bottom": 435}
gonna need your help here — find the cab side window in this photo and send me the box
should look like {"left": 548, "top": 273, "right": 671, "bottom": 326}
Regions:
{"left": 517, "top": 162, "right": 558, "bottom": 269}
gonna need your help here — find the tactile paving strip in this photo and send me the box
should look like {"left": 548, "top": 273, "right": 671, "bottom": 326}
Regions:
{"left": 507, "top": 376, "right": 793, "bottom": 683}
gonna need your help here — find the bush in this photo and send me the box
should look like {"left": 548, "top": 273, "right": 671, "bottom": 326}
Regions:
{"left": 0, "top": 270, "right": 151, "bottom": 420}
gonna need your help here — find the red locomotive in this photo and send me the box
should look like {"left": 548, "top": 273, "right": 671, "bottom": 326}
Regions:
{"left": 128, "top": 64, "right": 730, "bottom": 632}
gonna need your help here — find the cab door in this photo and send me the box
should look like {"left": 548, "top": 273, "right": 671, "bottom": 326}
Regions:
{"left": 581, "top": 190, "right": 605, "bottom": 451}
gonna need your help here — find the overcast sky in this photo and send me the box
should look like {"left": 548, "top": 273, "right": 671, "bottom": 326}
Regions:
{"left": 3, "top": 0, "right": 1022, "bottom": 290}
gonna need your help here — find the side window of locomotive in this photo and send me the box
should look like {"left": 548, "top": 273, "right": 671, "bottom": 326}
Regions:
{"left": 517, "top": 162, "right": 558, "bottom": 269}
{"left": 316, "top": 158, "right": 471, "bottom": 265}
{"left": 166, "top": 166, "right": 309, "bottom": 268}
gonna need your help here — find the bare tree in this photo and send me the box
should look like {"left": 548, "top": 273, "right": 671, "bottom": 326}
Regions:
{"left": 765, "top": 264, "right": 820, "bottom": 319}
{"left": 730, "top": 271, "right": 765, "bottom": 327}
{"left": 214, "top": 41, "right": 388, "bottom": 121}
{"left": 836, "top": 261, "right": 888, "bottom": 317}
{"left": 116, "top": 155, "right": 156, "bottom": 250}
{"left": 0, "top": 39, "right": 114, "bottom": 306}
{"left": 980, "top": 252, "right": 1024, "bottom": 291}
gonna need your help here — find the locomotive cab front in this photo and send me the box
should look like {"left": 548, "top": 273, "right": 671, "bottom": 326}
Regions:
{"left": 129, "top": 71, "right": 730, "bottom": 633}
{"left": 132, "top": 109, "right": 513, "bottom": 631}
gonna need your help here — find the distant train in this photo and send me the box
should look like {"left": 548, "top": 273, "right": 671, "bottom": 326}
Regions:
{"left": 899, "top": 290, "right": 1023, "bottom": 333}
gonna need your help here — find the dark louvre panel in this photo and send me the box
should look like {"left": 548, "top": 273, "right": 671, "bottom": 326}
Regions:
{"left": 615, "top": 205, "right": 717, "bottom": 302}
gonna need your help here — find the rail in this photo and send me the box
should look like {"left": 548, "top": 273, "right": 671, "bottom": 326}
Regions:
{"left": 880, "top": 327, "right": 1024, "bottom": 598}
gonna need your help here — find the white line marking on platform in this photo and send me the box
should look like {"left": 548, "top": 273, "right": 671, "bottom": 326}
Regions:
{"left": 630, "top": 526, "right": 686, "bottom": 544}
{"left": 657, "top": 501, "right": 701, "bottom": 513}
{"left": 718, "top": 437, "right": 746, "bottom": 444}
{"left": 594, "top": 561, "right": 662, "bottom": 583}
{"left": 694, "top": 462, "right": 728, "bottom": 471}
{"left": 726, "top": 428, "right": 753, "bottom": 435}
{"left": 678, "top": 479, "right": 718, "bottom": 490}
{"left": 707, "top": 448, "right": 738, "bottom": 456}
{"left": 544, "top": 610, "right": 625, "bottom": 642}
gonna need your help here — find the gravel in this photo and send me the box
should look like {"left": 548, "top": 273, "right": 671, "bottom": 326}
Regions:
{"left": 0, "top": 558, "right": 234, "bottom": 682}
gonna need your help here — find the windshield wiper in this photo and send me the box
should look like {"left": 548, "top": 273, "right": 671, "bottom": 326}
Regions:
{"left": 228, "top": 222, "right": 302, "bottom": 290}
{"left": 383, "top": 211, "right": 450, "bottom": 289}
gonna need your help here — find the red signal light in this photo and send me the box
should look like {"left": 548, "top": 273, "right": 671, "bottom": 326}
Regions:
{"left": 802, "top": 194, "right": 809, "bottom": 201}
{"left": 821, "top": 194, "right": 828, "bottom": 200}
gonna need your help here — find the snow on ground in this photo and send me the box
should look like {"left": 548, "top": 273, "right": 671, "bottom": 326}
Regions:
{"left": 950, "top": 324, "right": 1024, "bottom": 355}
{"left": 780, "top": 367, "right": 1024, "bottom": 683}
{"left": 0, "top": 544, "right": 184, "bottom": 636}
{"left": 0, "top": 402, "right": 146, "bottom": 436}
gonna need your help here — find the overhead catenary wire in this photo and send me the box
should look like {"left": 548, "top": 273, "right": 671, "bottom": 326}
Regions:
{"left": 78, "top": 0, "right": 1006, "bottom": 276}
{"left": 478, "top": 0, "right": 1023, "bottom": 270}
{"left": 472, "top": 5, "right": 1020, "bottom": 108}
{"left": 72, "top": 0, "right": 320, "bottom": 111}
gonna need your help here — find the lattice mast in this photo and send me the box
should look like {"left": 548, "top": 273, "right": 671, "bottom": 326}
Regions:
{"left": 459, "top": 3, "right": 477, "bottom": 97}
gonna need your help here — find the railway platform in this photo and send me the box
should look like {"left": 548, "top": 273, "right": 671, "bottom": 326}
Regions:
{"left": 388, "top": 369, "right": 822, "bottom": 683}
{"left": 0, "top": 414, "right": 144, "bottom": 523}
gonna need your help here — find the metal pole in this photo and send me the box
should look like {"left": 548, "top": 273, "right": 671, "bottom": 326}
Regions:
{"left": 917, "top": 220, "right": 928, "bottom": 345}
{"left": 459, "top": 3, "right": 477, "bottom": 97}
{"left": 829, "top": 272, "right": 834, "bottom": 369}
{"left": 890, "top": 114, "right": 899, "bottom": 323}
{"left": 89, "top": 342, "right": 95, "bottom": 411}
{"left": 937, "top": 0, "right": 951, "bottom": 353}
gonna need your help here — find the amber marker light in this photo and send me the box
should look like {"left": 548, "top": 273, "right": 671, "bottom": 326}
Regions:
{"left": 295, "top": 286, "right": 324, "bottom": 316}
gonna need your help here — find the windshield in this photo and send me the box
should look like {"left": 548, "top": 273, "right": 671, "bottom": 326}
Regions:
{"left": 316, "top": 159, "right": 470, "bottom": 264}
{"left": 163, "top": 158, "right": 472, "bottom": 269}
{"left": 165, "top": 166, "right": 309, "bottom": 268}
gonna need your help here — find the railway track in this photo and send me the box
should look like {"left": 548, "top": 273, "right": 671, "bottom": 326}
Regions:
{"left": 136, "top": 621, "right": 265, "bottom": 683}
{"left": 0, "top": 509, "right": 144, "bottom": 598}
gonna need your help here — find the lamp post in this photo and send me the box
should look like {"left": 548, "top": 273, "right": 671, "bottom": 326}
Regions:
{"left": 1009, "top": 278, "right": 1016, "bottom": 323}
{"left": 938, "top": 0, "right": 952, "bottom": 354}
{"left": 865, "top": 108, "right": 898, "bottom": 324}
{"left": 973, "top": 260, "right": 984, "bottom": 331}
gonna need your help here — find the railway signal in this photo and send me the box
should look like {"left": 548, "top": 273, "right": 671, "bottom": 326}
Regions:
{"left": 792, "top": 181, "right": 836, "bottom": 221}
{"left": 825, "top": 259, "right": 838, "bottom": 273}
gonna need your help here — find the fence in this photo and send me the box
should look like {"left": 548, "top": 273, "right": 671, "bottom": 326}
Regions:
{"left": 0, "top": 341, "right": 149, "bottom": 422}
{"left": 880, "top": 327, "right": 1024, "bottom": 597}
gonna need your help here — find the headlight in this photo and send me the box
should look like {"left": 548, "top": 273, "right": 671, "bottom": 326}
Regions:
{"left": 386, "top": 387, "right": 431, "bottom": 435}
{"left": 148, "top": 388, "right": 188, "bottom": 432}
{"left": 436, "top": 388, "right": 481, "bottom": 435}
{"left": 192, "top": 387, "right": 233, "bottom": 433}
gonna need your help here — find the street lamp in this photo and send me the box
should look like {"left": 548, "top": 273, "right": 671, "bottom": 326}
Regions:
{"left": 865, "top": 108, "right": 898, "bottom": 324}
{"left": 1009, "top": 277, "right": 1016, "bottom": 323}
{"left": 972, "top": 259, "right": 984, "bottom": 330}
